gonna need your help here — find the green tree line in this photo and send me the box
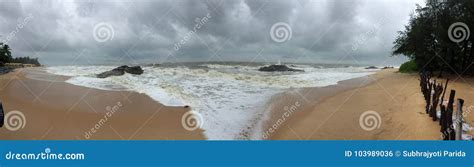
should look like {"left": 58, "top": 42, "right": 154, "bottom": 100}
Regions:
{"left": 0, "top": 42, "right": 40, "bottom": 66}
{"left": 393, "top": 0, "right": 473, "bottom": 75}
{"left": 0, "top": 43, "right": 12, "bottom": 66}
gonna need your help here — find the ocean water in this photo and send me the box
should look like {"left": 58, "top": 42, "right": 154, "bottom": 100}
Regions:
{"left": 46, "top": 63, "right": 378, "bottom": 140}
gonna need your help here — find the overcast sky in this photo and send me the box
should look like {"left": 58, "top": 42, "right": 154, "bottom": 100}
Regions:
{"left": 0, "top": 0, "right": 425, "bottom": 66}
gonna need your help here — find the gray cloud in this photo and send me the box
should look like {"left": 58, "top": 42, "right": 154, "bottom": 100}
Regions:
{"left": 0, "top": 0, "right": 423, "bottom": 65}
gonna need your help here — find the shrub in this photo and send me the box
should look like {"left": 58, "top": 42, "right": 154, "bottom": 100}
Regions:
{"left": 399, "top": 60, "right": 417, "bottom": 73}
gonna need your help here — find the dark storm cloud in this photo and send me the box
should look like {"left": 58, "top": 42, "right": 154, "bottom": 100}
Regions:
{"left": 0, "top": 0, "right": 423, "bottom": 65}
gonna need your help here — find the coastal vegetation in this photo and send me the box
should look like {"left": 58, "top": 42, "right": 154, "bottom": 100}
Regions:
{"left": 0, "top": 43, "right": 12, "bottom": 66}
{"left": 399, "top": 60, "right": 418, "bottom": 73}
{"left": 10, "top": 57, "right": 41, "bottom": 66}
{"left": 393, "top": 0, "right": 473, "bottom": 75}
{"left": 0, "top": 43, "right": 40, "bottom": 67}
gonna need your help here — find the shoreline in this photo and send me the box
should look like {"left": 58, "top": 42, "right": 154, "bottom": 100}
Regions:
{"left": 0, "top": 68, "right": 205, "bottom": 140}
{"left": 0, "top": 67, "right": 380, "bottom": 140}
{"left": 2, "top": 67, "right": 469, "bottom": 140}
{"left": 262, "top": 73, "right": 375, "bottom": 139}
{"left": 42, "top": 65, "right": 377, "bottom": 140}
{"left": 269, "top": 69, "right": 474, "bottom": 140}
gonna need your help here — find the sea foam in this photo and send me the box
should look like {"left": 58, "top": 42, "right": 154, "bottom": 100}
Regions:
{"left": 46, "top": 64, "right": 377, "bottom": 140}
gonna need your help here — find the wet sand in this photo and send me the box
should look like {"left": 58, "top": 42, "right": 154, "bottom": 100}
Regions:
{"left": 0, "top": 68, "right": 204, "bottom": 140}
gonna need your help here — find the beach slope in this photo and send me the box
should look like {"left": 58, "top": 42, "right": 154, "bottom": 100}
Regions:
{"left": 0, "top": 69, "right": 204, "bottom": 140}
{"left": 270, "top": 69, "right": 474, "bottom": 140}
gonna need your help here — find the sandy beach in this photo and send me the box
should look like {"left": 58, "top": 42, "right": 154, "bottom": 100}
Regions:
{"left": 0, "top": 68, "right": 472, "bottom": 140}
{"left": 0, "top": 68, "right": 204, "bottom": 140}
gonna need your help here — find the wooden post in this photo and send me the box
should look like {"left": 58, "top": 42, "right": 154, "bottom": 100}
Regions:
{"left": 440, "top": 79, "right": 449, "bottom": 107}
{"left": 430, "top": 83, "right": 442, "bottom": 121}
{"left": 447, "top": 90, "right": 456, "bottom": 140}
{"left": 439, "top": 79, "right": 449, "bottom": 126}
{"left": 455, "top": 99, "right": 464, "bottom": 140}
{"left": 427, "top": 81, "right": 433, "bottom": 114}
{"left": 440, "top": 105, "right": 448, "bottom": 140}
{"left": 447, "top": 108, "right": 455, "bottom": 140}
{"left": 0, "top": 102, "right": 3, "bottom": 128}
{"left": 428, "top": 82, "right": 433, "bottom": 117}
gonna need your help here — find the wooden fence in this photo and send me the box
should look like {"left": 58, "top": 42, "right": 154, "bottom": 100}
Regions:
{"left": 419, "top": 71, "right": 470, "bottom": 140}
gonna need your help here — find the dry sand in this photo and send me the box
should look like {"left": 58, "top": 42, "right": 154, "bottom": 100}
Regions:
{"left": 268, "top": 69, "right": 474, "bottom": 140}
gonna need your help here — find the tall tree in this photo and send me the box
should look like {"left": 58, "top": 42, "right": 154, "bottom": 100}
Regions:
{"left": 0, "top": 43, "right": 10, "bottom": 66}
{"left": 393, "top": 0, "right": 473, "bottom": 75}
{"left": 3, "top": 44, "right": 12, "bottom": 62}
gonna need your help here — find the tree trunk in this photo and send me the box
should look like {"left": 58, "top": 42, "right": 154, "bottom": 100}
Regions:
{"left": 468, "top": 42, "right": 474, "bottom": 75}
{"left": 461, "top": 42, "right": 469, "bottom": 73}
{"left": 449, "top": 47, "right": 457, "bottom": 74}
{"left": 438, "top": 47, "right": 448, "bottom": 77}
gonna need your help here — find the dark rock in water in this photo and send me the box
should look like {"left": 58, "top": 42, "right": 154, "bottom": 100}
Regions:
{"left": 0, "top": 67, "right": 14, "bottom": 75}
{"left": 97, "top": 67, "right": 125, "bottom": 78}
{"left": 97, "top": 65, "right": 143, "bottom": 78}
{"left": 124, "top": 66, "right": 144, "bottom": 75}
{"left": 258, "top": 64, "right": 304, "bottom": 72}
{"left": 365, "top": 66, "right": 378, "bottom": 69}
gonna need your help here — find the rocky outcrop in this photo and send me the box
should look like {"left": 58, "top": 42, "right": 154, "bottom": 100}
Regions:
{"left": 124, "top": 66, "right": 144, "bottom": 75}
{"left": 97, "top": 65, "right": 144, "bottom": 78}
{"left": 365, "top": 66, "right": 378, "bottom": 69}
{"left": 258, "top": 64, "right": 304, "bottom": 72}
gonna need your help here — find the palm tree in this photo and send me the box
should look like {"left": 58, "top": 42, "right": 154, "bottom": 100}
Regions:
{"left": 3, "top": 44, "right": 12, "bottom": 62}
{"left": 0, "top": 43, "right": 6, "bottom": 66}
